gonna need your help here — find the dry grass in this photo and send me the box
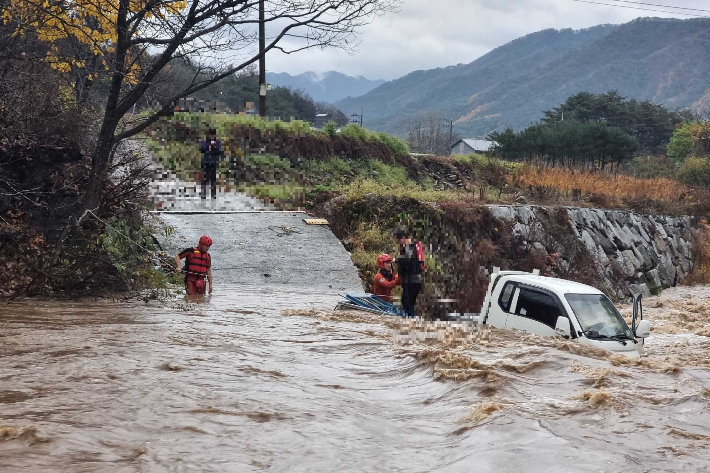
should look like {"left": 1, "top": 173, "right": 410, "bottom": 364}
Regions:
{"left": 685, "top": 220, "right": 710, "bottom": 285}
{"left": 517, "top": 165, "right": 690, "bottom": 202}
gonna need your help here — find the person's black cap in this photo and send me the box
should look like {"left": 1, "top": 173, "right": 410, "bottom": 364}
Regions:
{"left": 393, "top": 229, "right": 408, "bottom": 239}
{"left": 208, "top": 128, "right": 217, "bottom": 135}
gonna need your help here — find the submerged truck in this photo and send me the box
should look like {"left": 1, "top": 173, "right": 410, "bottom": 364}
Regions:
{"left": 476, "top": 270, "right": 651, "bottom": 358}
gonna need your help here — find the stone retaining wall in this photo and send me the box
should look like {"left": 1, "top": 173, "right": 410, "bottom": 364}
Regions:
{"left": 488, "top": 205, "right": 697, "bottom": 297}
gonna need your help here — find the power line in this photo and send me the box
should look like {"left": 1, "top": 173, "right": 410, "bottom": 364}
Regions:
{"left": 569, "top": 0, "right": 708, "bottom": 16}
{"left": 611, "top": 0, "right": 710, "bottom": 14}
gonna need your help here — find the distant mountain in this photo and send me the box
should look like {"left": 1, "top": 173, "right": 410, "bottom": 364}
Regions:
{"left": 335, "top": 18, "right": 710, "bottom": 138}
{"left": 266, "top": 71, "right": 385, "bottom": 104}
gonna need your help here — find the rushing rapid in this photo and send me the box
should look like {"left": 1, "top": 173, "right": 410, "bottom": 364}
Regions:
{"left": 2, "top": 284, "right": 710, "bottom": 472}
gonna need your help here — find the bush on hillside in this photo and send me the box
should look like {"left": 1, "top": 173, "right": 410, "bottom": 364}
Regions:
{"left": 373, "top": 131, "right": 410, "bottom": 156}
{"left": 455, "top": 153, "right": 489, "bottom": 167}
{"left": 667, "top": 121, "right": 710, "bottom": 164}
{"left": 677, "top": 157, "right": 710, "bottom": 188}
{"left": 340, "top": 123, "right": 371, "bottom": 141}
{"left": 628, "top": 156, "right": 676, "bottom": 179}
{"left": 323, "top": 120, "right": 338, "bottom": 137}
{"left": 667, "top": 122, "right": 695, "bottom": 164}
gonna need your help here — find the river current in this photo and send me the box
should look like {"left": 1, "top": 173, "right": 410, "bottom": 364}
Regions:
{"left": 2, "top": 284, "right": 710, "bottom": 472}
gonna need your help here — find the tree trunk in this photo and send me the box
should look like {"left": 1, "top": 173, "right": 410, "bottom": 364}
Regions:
{"left": 83, "top": 124, "right": 118, "bottom": 210}
{"left": 82, "top": 0, "right": 130, "bottom": 211}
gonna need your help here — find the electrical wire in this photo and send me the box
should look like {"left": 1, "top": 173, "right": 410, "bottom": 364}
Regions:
{"left": 570, "top": 0, "right": 708, "bottom": 16}
{"left": 610, "top": 0, "right": 710, "bottom": 13}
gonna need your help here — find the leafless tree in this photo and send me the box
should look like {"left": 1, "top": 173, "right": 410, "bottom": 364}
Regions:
{"left": 406, "top": 111, "right": 459, "bottom": 155}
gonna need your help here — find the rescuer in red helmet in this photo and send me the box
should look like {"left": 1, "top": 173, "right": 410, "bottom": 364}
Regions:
{"left": 373, "top": 254, "right": 400, "bottom": 303}
{"left": 175, "top": 234, "right": 213, "bottom": 295}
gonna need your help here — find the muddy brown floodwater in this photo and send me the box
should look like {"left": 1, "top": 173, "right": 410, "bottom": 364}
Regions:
{"left": 2, "top": 285, "right": 710, "bottom": 472}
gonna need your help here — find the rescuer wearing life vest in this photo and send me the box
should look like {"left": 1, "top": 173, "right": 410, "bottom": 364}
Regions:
{"left": 373, "top": 254, "right": 400, "bottom": 303}
{"left": 175, "top": 235, "right": 213, "bottom": 295}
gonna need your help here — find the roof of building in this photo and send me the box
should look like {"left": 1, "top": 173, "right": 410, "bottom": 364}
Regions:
{"left": 315, "top": 113, "right": 329, "bottom": 117}
{"left": 451, "top": 138, "right": 496, "bottom": 151}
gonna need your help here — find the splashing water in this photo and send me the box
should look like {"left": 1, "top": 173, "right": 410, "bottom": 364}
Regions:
{"left": 2, "top": 285, "right": 710, "bottom": 472}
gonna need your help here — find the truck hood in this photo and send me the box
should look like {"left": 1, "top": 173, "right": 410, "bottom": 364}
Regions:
{"left": 580, "top": 337, "right": 640, "bottom": 358}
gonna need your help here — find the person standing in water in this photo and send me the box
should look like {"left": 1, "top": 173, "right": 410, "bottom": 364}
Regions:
{"left": 175, "top": 235, "right": 213, "bottom": 295}
{"left": 394, "top": 229, "right": 423, "bottom": 317}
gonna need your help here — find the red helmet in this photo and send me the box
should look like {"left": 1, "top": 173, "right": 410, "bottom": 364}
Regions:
{"left": 199, "top": 235, "right": 213, "bottom": 247}
{"left": 376, "top": 254, "right": 393, "bottom": 269}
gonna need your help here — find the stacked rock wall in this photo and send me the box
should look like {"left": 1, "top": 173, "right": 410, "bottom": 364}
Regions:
{"left": 488, "top": 205, "right": 696, "bottom": 297}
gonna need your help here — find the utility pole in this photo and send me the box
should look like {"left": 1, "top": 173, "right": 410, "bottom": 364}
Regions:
{"left": 350, "top": 107, "right": 363, "bottom": 126}
{"left": 442, "top": 118, "right": 454, "bottom": 143}
{"left": 258, "top": 0, "right": 266, "bottom": 117}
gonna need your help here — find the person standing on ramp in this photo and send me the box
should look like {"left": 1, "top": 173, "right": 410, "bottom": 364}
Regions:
{"left": 175, "top": 235, "right": 213, "bottom": 295}
{"left": 199, "top": 128, "right": 222, "bottom": 200}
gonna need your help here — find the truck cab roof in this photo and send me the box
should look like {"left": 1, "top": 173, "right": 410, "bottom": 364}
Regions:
{"left": 496, "top": 272, "right": 603, "bottom": 296}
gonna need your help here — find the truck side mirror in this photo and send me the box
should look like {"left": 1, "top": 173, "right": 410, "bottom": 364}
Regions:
{"left": 635, "top": 319, "right": 651, "bottom": 338}
{"left": 632, "top": 292, "right": 650, "bottom": 339}
{"left": 555, "top": 317, "right": 571, "bottom": 338}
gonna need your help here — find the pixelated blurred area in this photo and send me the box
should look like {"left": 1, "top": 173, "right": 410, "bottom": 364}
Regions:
{"left": 144, "top": 110, "right": 406, "bottom": 212}
{"left": 392, "top": 318, "right": 491, "bottom": 347}
{"left": 148, "top": 160, "right": 270, "bottom": 212}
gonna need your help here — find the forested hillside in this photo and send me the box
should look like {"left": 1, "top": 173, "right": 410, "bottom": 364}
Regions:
{"left": 337, "top": 18, "right": 710, "bottom": 138}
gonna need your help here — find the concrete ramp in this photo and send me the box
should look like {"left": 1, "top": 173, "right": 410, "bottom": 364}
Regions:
{"left": 158, "top": 212, "right": 364, "bottom": 294}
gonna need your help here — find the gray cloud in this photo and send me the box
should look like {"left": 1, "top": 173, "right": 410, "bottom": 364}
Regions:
{"left": 266, "top": 0, "right": 703, "bottom": 80}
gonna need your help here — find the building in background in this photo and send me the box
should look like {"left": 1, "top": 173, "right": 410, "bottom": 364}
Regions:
{"left": 449, "top": 138, "right": 496, "bottom": 155}
{"left": 314, "top": 113, "right": 329, "bottom": 129}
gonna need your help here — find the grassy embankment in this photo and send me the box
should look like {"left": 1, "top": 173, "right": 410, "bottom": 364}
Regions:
{"left": 146, "top": 112, "right": 415, "bottom": 206}
{"left": 148, "top": 113, "right": 710, "bottom": 314}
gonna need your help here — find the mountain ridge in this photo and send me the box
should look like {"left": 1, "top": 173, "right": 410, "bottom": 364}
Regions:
{"left": 335, "top": 17, "right": 710, "bottom": 138}
{"left": 265, "top": 70, "right": 385, "bottom": 104}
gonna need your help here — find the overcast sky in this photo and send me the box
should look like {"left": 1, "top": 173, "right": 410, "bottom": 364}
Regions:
{"left": 266, "top": 0, "right": 707, "bottom": 81}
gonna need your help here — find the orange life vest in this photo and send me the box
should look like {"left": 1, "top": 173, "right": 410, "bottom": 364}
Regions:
{"left": 186, "top": 248, "right": 210, "bottom": 279}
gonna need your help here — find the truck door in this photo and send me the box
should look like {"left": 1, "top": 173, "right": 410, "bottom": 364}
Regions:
{"left": 486, "top": 280, "right": 518, "bottom": 328}
{"left": 507, "top": 286, "right": 565, "bottom": 337}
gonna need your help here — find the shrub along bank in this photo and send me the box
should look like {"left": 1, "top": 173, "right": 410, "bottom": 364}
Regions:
{"left": 0, "top": 142, "right": 177, "bottom": 299}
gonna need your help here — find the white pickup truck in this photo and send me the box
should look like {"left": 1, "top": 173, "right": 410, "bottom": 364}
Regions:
{"left": 475, "top": 270, "right": 650, "bottom": 358}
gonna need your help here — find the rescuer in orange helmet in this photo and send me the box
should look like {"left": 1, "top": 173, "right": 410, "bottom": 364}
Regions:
{"left": 175, "top": 234, "right": 213, "bottom": 295}
{"left": 373, "top": 254, "right": 400, "bottom": 303}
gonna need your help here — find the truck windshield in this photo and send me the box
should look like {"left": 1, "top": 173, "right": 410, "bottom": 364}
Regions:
{"left": 564, "top": 294, "right": 633, "bottom": 338}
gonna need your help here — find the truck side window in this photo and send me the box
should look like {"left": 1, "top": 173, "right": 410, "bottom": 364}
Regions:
{"left": 515, "top": 288, "right": 564, "bottom": 328}
{"left": 498, "top": 282, "right": 516, "bottom": 312}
